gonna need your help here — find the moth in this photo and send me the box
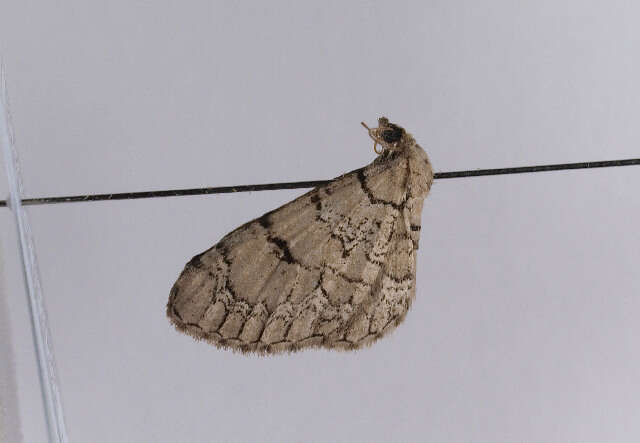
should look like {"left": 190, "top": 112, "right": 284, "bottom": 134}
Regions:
{"left": 167, "top": 117, "right": 434, "bottom": 354}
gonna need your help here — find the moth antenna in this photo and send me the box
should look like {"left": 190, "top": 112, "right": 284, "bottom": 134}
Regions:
{"left": 361, "top": 121, "right": 384, "bottom": 154}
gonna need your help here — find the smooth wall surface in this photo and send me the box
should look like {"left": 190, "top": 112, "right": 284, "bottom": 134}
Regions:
{"left": 1, "top": 1, "right": 639, "bottom": 442}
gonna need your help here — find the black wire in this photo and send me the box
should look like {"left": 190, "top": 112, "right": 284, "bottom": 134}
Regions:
{"left": 1, "top": 157, "right": 638, "bottom": 208}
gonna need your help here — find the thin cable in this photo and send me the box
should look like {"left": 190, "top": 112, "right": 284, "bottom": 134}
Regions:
{"left": 0, "top": 157, "right": 638, "bottom": 208}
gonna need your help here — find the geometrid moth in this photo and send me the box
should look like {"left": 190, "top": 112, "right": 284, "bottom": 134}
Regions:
{"left": 167, "top": 117, "right": 433, "bottom": 354}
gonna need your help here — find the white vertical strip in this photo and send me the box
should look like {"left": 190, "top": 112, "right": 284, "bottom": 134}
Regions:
{"left": 0, "top": 63, "right": 68, "bottom": 443}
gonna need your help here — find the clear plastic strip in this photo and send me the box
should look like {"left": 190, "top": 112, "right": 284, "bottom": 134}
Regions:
{"left": 1, "top": 63, "right": 68, "bottom": 443}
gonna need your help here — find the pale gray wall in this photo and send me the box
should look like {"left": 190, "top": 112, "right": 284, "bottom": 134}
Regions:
{"left": 1, "top": 1, "right": 639, "bottom": 442}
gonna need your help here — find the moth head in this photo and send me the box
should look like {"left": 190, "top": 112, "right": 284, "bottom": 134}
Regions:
{"left": 361, "top": 117, "right": 412, "bottom": 155}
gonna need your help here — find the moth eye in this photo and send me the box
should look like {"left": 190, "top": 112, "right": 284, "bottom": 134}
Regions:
{"left": 382, "top": 124, "right": 403, "bottom": 143}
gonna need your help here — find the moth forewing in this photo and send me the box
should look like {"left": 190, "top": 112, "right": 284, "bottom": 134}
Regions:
{"left": 167, "top": 117, "right": 433, "bottom": 354}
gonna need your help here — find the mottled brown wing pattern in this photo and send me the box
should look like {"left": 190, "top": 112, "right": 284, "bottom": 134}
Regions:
{"left": 167, "top": 118, "right": 433, "bottom": 354}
